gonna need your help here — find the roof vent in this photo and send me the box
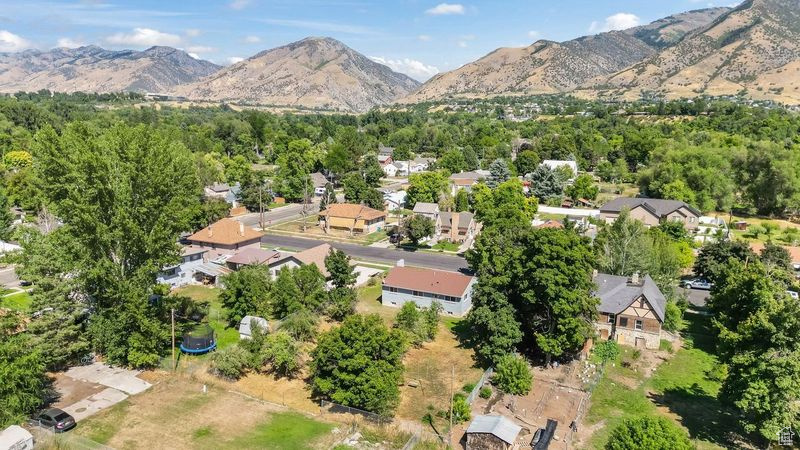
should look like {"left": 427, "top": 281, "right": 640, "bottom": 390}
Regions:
{"left": 630, "top": 272, "right": 641, "bottom": 285}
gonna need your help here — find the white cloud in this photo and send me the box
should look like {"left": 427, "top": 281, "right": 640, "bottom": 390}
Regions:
{"left": 185, "top": 29, "right": 201, "bottom": 37}
{"left": 589, "top": 12, "right": 641, "bottom": 33}
{"left": 425, "top": 3, "right": 465, "bottom": 15}
{"left": 226, "top": 56, "right": 244, "bottom": 65}
{"left": 370, "top": 56, "right": 439, "bottom": 81}
{"left": 527, "top": 30, "right": 541, "bottom": 39}
{"left": 188, "top": 52, "right": 200, "bottom": 59}
{"left": 0, "top": 30, "right": 33, "bottom": 52}
{"left": 229, "top": 0, "right": 251, "bottom": 10}
{"left": 243, "top": 35, "right": 261, "bottom": 44}
{"left": 106, "top": 28, "right": 182, "bottom": 47}
{"left": 186, "top": 45, "right": 215, "bottom": 53}
{"left": 417, "top": 34, "right": 431, "bottom": 41}
{"left": 457, "top": 41, "right": 468, "bottom": 48}
{"left": 56, "top": 37, "right": 84, "bottom": 48}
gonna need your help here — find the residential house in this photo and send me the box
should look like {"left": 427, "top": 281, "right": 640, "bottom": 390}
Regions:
{"left": 594, "top": 273, "right": 667, "bottom": 349}
{"left": 225, "top": 248, "right": 282, "bottom": 271}
{"left": 156, "top": 246, "right": 208, "bottom": 288}
{"left": 540, "top": 160, "right": 578, "bottom": 177}
{"left": 267, "top": 243, "right": 332, "bottom": 278}
{"left": 378, "top": 145, "right": 395, "bottom": 157}
{"left": 535, "top": 219, "right": 564, "bottom": 229}
{"left": 187, "top": 218, "right": 264, "bottom": 255}
{"left": 319, "top": 204, "right": 386, "bottom": 235}
{"left": 377, "top": 154, "right": 393, "bottom": 167}
{"left": 381, "top": 265, "right": 476, "bottom": 316}
{"left": 384, "top": 191, "right": 407, "bottom": 211}
{"left": 465, "top": 415, "right": 522, "bottom": 450}
{"left": 599, "top": 198, "right": 701, "bottom": 231}
{"left": 449, "top": 170, "right": 489, "bottom": 196}
{"left": 412, "top": 202, "right": 440, "bottom": 221}
{"left": 204, "top": 182, "right": 241, "bottom": 208}
{"left": 439, "top": 211, "right": 476, "bottom": 244}
{"left": 411, "top": 157, "right": 435, "bottom": 173}
{"left": 383, "top": 162, "right": 401, "bottom": 177}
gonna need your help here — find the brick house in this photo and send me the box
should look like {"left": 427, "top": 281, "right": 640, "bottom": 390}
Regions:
{"left": 599, "top": 198, "right": 700, "bottom": 231}
{"left": 594, "top": 273, "right": 667, "bottom": 349}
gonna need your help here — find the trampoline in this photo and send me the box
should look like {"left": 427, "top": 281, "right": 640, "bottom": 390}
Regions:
{"left": 180, "top": 324, "right": 217, "bottom": 354}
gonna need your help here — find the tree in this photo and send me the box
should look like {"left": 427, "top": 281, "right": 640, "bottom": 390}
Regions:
{"left": 493, "top": 354, "right": 533, "bottom": 396}
{"left": 210, "top": 344, "right": 250, "bottom": 380}
{"left": 0, "top": 312, "right": 48, "bottom": 427}
{"left": 471, "top": 179, "right": 536, "bottom": 229}
{"left": 463, "top": 295, "right": 522, "bottom": 366}
{"left": 693, "top": 240, "right": 755, "bottom": 283}
{"left": 272, "top": 264, "right": 327, "bottom": 318}
{"left": 438, "top": 149, "right": 467, "bottom": 174}
{"left": 219, "top": 265, "right": 273, "bottom": 325}
{"left": 596, "top": 209, "right": 650, "bottom": 277}
{"left": 34, "top": 123, "right": 200, "bottom": 367}
{"left": 190, "top": 197, "right": 231, "bottom": 230}
{"left": 310, "top": 314, "right": 407, "bottom": 416}
{"left": 403, "top": 214, "right": 435, "bottom": 245}
{"left": 342, "top": 172, "right": 384, "bottom": 210}
{"left": 454, "top": 189, "right": 470, "bottom": 212}
{"left": 237, "top": 170, "right": 273, "bottom": 214}
{"left": 325, "top": 248, "right": 357, "bottom": 289}
{"left": 406, "top": 171, "right": 449, "bottom": 208}
{"left": 327, "top": 286, "right": 358, "bottom": 321}
{"left": 566, "top": 174, "right": 599, "bottom": 201}
{"left": 526, "top": 165, "right": 565, "bottom": 201}
{"left": 279, "top": 309, "right": 318, "bottom": 342}
{"left": 3, "top": 149, "right": 33, "bottom": 169}
{"left": 606, "top": 416, "right": 693, "bottom": 450}
{"left": 276, "top": 153, "right": 311, "bottom": 203}
{"left": 259, "top": 331, "right": 301, "bottom": 377}
{"left": 394, "top": 302, "right": 441, "bottom": 346}
{"left": 0, "top": 188, "right": 14, "bottom": 240}
{"left": 514, "top": 150, "right": 540, "bottom": 176}
{"left": 759, "top": 243, "right": 791, "bottom": 271}
{"left": 319, "top": 182, "right": 336, "bottom": 211}
{"left": 466, "top": 227, "right": 597, "bottom": 364}
{"left": 487, "top": 158, "right": 511, "bottom": 188}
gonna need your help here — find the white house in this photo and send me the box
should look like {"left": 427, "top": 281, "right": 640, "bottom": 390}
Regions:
{"left": 204, "top": 182, "right": 241, "bottom": 208}
{"left": 381, "top": 265, "right": 477, "bottom": 316}
{"left": 156, "top": 246, "right": 208, "bottom": 288}
{"left": 383, "top": 163, "right": 400, "bottom": 177}
{"left": 384, "top": 191, "right": 407, "bottom": 211}
{"left": 540, "top": 160, "right": 578, "bottom": 177}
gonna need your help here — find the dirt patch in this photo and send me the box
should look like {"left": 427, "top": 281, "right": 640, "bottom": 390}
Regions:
{"left": 50, "top": 373, "right": 105, "bottom": 409}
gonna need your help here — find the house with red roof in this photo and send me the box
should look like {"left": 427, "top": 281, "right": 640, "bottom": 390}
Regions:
{"left": 381, "top": 264, "right": 476, "bottom": 316}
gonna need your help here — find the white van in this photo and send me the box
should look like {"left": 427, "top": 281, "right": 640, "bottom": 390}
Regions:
{"left": 0, "top": 425, "right": 34, "bottom": 450}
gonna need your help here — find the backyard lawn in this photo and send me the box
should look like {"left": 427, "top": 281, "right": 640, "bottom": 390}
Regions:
{"left": 0, "top": 291, "right": 32, "bottom": 311}
{"left": 174, "top": 285, "right": 239, "bottom": 350}
{"left": 584, "top": 311, "right": 750, "bottom": 449}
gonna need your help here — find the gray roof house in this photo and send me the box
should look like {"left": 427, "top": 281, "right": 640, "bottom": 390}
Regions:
{"left": 310, "top": 172, "right": 329, "bottom": 189}
{"left": 594, "top": 273, "right": 668, "bottom": 349}
{"left": 600, "top": 197, "right": 701, "bottom": 230}
{"left": 466, "top": 415, "right": 522, "bottom": 450}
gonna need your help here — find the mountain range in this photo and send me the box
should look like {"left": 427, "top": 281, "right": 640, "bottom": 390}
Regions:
{"left": 0, "top": 0, "right": 797, "bottom": 110}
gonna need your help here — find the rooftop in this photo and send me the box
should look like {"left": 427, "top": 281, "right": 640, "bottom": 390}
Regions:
{"left": 600, "top": 197, "right": 701, "bottom": 218}
{"left": 466, "top": 415, "right": 522, "bottom": 445}
{"left": 320, "top": 203, "right": 386, "bottom": 221}
{"left": 383, "top": 266, "right": 474, "bottom": 297}
{"left": 187, "top": 218, "right": 264, "bottom": 246}
{"left": 227, "top": 248, "right": 282, "bottom": 266}
{"left": 412, "top": 202, "right": 439, "bottom": 215}
{"left": 291, "top": 243, "right": 332, "bottom": 277}
{"left": 594, "top": 273, "right": 666, "bottom": 322}
{"left": 440, "top": 211, "right": 474, "bottom": 230}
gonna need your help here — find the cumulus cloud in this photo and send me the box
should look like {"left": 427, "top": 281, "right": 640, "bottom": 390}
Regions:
{"left": 56, "top": 37, "right": 84, "bottom": 48}
{"left": 0, "top": 30, "right": 33, "bottom": 52}
{"left": 185, "top": 29, "right": 201, "bottom": 37}
{"left": 229, "top": 0, "right": 251, "bottom": 10}
{"left": 226, "top": 56, "right": 244, "bottom": 65}
{"left": 589, "top": 12, "right": 641, "bottom": 33}
{"left": 425, "top": 3, "right": 465, "bottom": 15}
{"left": 186, "top": 45, "right": 215, "bottom": 53}
{"left": 243, "top": 35, "right": 261, "bottom": 44}
{"left": 527, "top": 30, "right": 541, "bottom": 39}
{"left": 370, "top": 56, "right": 439, "bottom": 81}
{"left": 106, "top": 28, "right": 182, "bottom": 47}
{"left": 417, "top": 34, "right": 431, "bottom": 41}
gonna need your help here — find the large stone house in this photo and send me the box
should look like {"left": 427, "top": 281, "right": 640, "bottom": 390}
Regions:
{"left": 594, "top": 273, "right": 667, "bottom": 349}
{"left": 319, "top": 203, "right": 386, "bottom": 234}
{"left": 599, "top": 198, "right": 701, "bottom": 231}
{"left": 381, "top": 265, "right": 476, "bottom": 316}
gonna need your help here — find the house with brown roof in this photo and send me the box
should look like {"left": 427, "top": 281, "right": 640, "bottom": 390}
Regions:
{"left": 439, "top": 211, "right": 476, "bottom": 244}
{"left": 449, "top": 170, "right": 489, "bottom": 196}
{"left": 600, "top": 198, "right": 700, "bottom": 231}
{"left": 381, "top": 265, "right": 476, "bottom": 316}
{"left": 594, "top": 272, "right": 668, "bottom": 349}
{"left": 226, "top": 248, "right": 282, "bottom": 271}
{"left": 319, "top": 203, "right": 386, "bottom": 235}
{"left": 187, "top": 218, "right": 264, "bottom": 253}
{"left": 267, "top": 243, "right": 332, "bottom": 278}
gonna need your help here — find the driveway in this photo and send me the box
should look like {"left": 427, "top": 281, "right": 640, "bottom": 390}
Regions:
{"left": 353, "top": 266, "right": 384, "bottom": 286}
{"left": 56, "top": 362, "right": 153, "bottom": 422}
{"left": 0, "top": 266, "right": 20, "bottom": 288}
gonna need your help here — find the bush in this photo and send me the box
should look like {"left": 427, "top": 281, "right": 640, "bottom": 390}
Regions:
{"left": 210, "top": 345, "right": 250, "bottom": 380}
{"left": 593, "top": 340, "right": 620, "bottom": 363}
{"left": 631, "top": 349, "right": 642, "bottom": 361}
{"left": 449, "top": 393, "right": 471, "bottom": 424}
{"left": 706, "top": 363, "right": 728, "bottom": 383}
{"left": 279, "top": 309, "right": 318, "bottom": 342}
{"left": 462, "top": 383, "right": 476, "bottom": 394}
{"left": 493, "top": 354, "right": 533, "bottom": 396}
{"left": 606, "top": 416, "right": 693, "bottom": 450}
{"left": 659, "top": 340, "right": 673, "bottom": 353}
{"left": 479, "top": 386, "right": 492, "bottom": 399}
{"left": 260, "top": 331, "right": 302, "bottom": 377}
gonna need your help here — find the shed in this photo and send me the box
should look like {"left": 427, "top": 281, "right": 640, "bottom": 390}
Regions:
{"left": 239, "top": 315, "right": 269, "bottom": 339}
{"left": 0, "top": 425, "right": 34, "bottom": 450}
{"left": 466, "top": 415, "right": 522, "bottom": 450}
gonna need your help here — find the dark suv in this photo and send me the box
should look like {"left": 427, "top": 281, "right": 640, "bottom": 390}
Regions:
{"left": 37, "top": 408, "right": 76, "bottom": 432}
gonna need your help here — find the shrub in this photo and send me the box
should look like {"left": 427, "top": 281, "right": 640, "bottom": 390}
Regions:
{"left": 593, "top": 340, "right": 620, "bottom": 363}
{"left": 462, "top": 383, "right": 476, "bottom": 394}
{"left": 631, "top": 349, "right": 642, "bottom": 361}
{"left": 606, "top": 416, "right": 693, "bottom": 450}
{"left": 479, "top": 386, "right": 492, "bottom": 399}
{"left": 493, "top": 354, "right": 533, "bottom": 396}
{"left": 210, "top": 345, "right": 250, "bottom": 380}
{"left": 260, "top": 331, "right": 302, "bottom": 377}
{"left": 706, "top": 363, "right": 728, "bottom": 383}
{"left": 449, "top": 393, "right": 471, "bottom": 424}
{"left": 279, "top": 309, "right": 318, "bottom": 342}
{"left": 659, "top": 340, "right": 673, "bottom": 353}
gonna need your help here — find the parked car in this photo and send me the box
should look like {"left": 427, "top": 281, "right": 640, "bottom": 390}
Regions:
{"left": 36, "top": 408, "right": 75, "bottom": 432}
{"left": 19, "top": 280, "right": 32, "bottom": 287}
{"left": 787, "top": 290, "right": 799, "bottom": 299}
{"left": 681, "top": 278, "right": 713, "bottom": 290}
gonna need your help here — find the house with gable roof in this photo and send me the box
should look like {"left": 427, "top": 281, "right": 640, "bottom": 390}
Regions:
{"left": 600, "top": 197, "right": 701, "bottom": 231}
{"left": 594, "top": 272, "right": 668, "bottom": 349}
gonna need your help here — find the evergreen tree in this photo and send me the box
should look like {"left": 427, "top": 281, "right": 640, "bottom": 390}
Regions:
{"left": 487, "top": 158, "right": 511, "bottom": 188}
{"left": 325, "top": 248, "right": 357, "bottom": 289}
{"left": 0, "top": 311, "right": 48, "bottom": 427}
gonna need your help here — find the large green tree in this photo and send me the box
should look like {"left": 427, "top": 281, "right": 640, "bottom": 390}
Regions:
{"left": 406, "top": 171, "right": 449, "bottom": 208}
{"left": 310, "top": 314, "right": 406, "bottom": 416}
{"left": 0, "top": 312, "right": 48, "bottom": 428}
{"left": 219, "top": 265, "right": 273, "bottom": 325}
{"left": 606, "top": 416, "right": 694, "bottom": 450}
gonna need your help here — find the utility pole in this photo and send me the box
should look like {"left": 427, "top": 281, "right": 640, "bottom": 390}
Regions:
{"left": 171, "top": 308, "right": 175, "bottom": 371}
{"left": 448, "top": 365, "right": 454, "bottom": 448}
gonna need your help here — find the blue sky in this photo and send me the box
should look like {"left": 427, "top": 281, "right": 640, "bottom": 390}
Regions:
{"left": 0, "top": 0, "right": 740, "bottom": 81}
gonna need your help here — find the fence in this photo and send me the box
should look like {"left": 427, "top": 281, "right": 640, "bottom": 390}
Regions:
{"left": 319, "top": 399, "right": 391, "bottom": 424}
{"left": 466, "top": 367, "right": 494, "bottom": 405}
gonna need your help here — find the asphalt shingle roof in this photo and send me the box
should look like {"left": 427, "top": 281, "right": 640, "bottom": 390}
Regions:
{"left": 594, "top": 273, "right": 666, "bottom": 322}
{"left": 466, "top": 415, "right": 522, "bottom": 445}
{"left": 600, "top": 197, "right": 701, "bottom": 218}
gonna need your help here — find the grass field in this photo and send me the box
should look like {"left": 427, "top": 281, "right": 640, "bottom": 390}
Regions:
{"left": 584, "top": 311, "right": 747, "bottom": 449}
{"left": 1, "top": 291, "right": 32, "bottom": 311}
{"left": 75, "top": 378, "right": 336, "bottom": 449}
{"left": 174, "top": 285, "right": 239, "bottom": 350}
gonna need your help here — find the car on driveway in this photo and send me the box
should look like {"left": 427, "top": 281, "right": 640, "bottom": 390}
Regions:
{"left": 36, "top": 408, "right": 76, "bottom": 432}
{"left": 681, "top": 278, "right": 713, "bottom": 290}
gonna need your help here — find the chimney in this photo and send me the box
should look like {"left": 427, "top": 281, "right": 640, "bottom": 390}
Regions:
{"left": 630, "top": 272, "right": 640, "bottom": 285}
{"left": 208, "top": 225, "right": 213, "bottom": 238}
{"left": 450, "top": 212, "right": 460, "bottom": 243}
{"left": 239, "top": 222, "right": 245, "bottom": 236}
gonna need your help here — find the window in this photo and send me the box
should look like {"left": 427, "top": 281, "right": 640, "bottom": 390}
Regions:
{"left": 607, "top": 314, "right": 615, "bottom": 324}
{"left": 635, "top": 320, "right": 643, "bottom": 330}
{"left": 619, "top": 317, "right": 628, "bottom": 328}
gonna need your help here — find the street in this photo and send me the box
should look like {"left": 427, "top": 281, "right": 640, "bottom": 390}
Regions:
{"left": 235, "top": 203, "right": 308, "bottom": 227}
{"left": 0, "top": 266, "right": 20, "bottom": 288}
{"left": 261, "top": 234, "right": 469, "bottom": 272}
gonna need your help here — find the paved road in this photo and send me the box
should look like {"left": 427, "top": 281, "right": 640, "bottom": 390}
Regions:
{"left": 0, "top": 267, "right": 19, "bottom": 288}
{"left": 261, "top": 235, "right": 469, "bottom": 272}
{"left": 236, "top": 203, "right": 307, "bottom": 227}
{"left": 680, "top": 287, "right": 710, "bottom": 307}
